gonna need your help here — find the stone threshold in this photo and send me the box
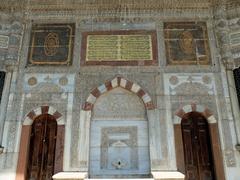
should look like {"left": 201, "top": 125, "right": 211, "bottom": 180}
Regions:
{"left": 86, "top": 179, "right": 154, "bottom": 180}
{"left": 52, "top": 171, "right": 185, "bottom": 180}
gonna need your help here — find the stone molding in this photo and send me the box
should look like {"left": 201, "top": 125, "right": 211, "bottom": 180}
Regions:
{"left": 83, "top": 76, "right": 155, "bottom": 111}
{"left": 1, "top": 0, "right": 239, "bottom": 12}
{"left": 23, "top": 105, "right": 64, "bottom": 125}
{"left": 174, "top": 103, "right": 216, "bottom": 124}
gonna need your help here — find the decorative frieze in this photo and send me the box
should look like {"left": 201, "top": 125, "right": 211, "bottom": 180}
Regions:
{"left": 164, "top": 73, "right": 215, "bottom": 95}
{"left": 24, "top": 73, "right": 75, "bottom": 93}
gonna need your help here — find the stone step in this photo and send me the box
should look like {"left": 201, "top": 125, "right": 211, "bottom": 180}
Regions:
{"left": 86, "top": 179, "right": 154, "bottom": 180}
{"left": 52, "top": 172, "right": 185, "bottom": 180}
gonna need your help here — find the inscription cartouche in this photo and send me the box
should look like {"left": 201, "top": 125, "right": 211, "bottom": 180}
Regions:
{"left": 86, "top": 34, "right": 153, "bottom": 61}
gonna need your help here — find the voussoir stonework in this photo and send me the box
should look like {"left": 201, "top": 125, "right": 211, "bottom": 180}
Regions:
{"left": 174, "top": 103, "right": 216, "bottom": 124}
{"left": 83, "top": 76, "right": 155, "bottom": 111}
{"left": 23, "top": 106, "right": 63, "bottom": 125}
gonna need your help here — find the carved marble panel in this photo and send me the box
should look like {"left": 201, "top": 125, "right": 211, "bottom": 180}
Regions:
{"left": 24, "top": 73, "right": 75, "bottom": 93}
{"left": 164, "top": 22, "right": 211, "bottom": 65}
{"left": 89, "top": 120, "right": 150, "bottom": 178}
{"left": 0, "top": 35, "right": 9, "bottom": 48}
{"left": 164, "top": 73, "right": 216, "bottom": 95}
{"left": 28, "top": 24, "right": 75, "bottom": 65}
{"left": 93, "top": 88, "right": 146, "bottom": 120}
{"left": 230, "top": 30, "right": 240, "bottom": 64}
{"left": 0, "top": 21, "right": 23, "bottom": 62}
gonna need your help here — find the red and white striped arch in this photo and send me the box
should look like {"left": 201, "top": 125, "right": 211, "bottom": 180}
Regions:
{"left": 23, "top": 106, "right": 63, "bottom": 125}
{"left": 174, "top": 103, "right": 217, "bottom": 124}
{"left": 83, "top": 76, "right": 155, "bottom": 111}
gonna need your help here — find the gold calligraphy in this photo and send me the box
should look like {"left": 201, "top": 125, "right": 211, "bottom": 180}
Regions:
{"left": 44, "top": 33, "right": 59, "bottom": 56}
{"left": 86, "top": 35, "right": 153, "bottom": 61}
{"left": 179, "top": 31, "right": 195, "bottom": 55}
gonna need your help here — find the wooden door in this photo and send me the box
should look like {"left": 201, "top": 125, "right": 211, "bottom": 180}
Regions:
{"left": 181, "top": 112, "right": 215, "bottom": 180}
{"left": 27, "top": 114, "right": 57, "bottom": 180}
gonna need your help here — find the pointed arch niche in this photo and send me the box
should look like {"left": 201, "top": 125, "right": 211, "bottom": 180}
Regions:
{"left": 83, "top": 76, "right": 155, "bottom": 111}
{"left": 16, "top": 106, "right": 64, "bottom": 180}
{"left": 173, "top": 104, "right": 225, "bottom": 180}
{"left": 78, "top": 76, "right": 164, "bottom": 178}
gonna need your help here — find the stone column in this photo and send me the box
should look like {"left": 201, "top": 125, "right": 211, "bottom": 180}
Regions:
{"left": 78, "top": 110, "right": 91, "bottom": 173}
{"left": 214, "top": 5, "right": 240, "bottom": 145}
{"left": 213, "top": 3, "right": 240, "bottom": 178}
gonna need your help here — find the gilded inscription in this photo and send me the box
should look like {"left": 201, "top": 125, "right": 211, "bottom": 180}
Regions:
{"left": 28, "top": 24, "right": 75, "bottom": 65}
{"left": 44, "top": 33, "right": 59, "bottom": 56}
{"left": 86, "top": 35, "right": 153, "bottom": 61}
{"left": 179, "top": 31, "right": 195, "bottom": 55}
{"left": 164, "top": 22, "right": 211, "bottom": 65}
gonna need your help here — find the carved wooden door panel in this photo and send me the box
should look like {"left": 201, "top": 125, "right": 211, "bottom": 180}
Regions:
{"left": 27, "top": 114, "right": 57, "bottom": 180}
{"left": 181, "top": 112, "right": 215, "bottom": 180}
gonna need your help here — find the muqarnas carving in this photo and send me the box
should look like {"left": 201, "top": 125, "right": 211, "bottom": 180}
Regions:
{"left": 28, "top": 24, "right": 75, "bottom": 65}
{"left": 164, "top": 22, "right": 211, "bottom": 65}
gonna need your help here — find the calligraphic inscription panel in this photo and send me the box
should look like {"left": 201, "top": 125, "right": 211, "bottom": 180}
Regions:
{"left": 81, "top": 31, "right": 158, "bottom": 66}
{"left": 28, "top": 23, "right": 75, "bottom": 65}
{"left": 164, "top": 22, "right": 211, "bottom": 65}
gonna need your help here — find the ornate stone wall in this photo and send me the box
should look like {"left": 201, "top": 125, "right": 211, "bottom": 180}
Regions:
{"left": 0, "top": 2, "right": 239, "bottom": 180}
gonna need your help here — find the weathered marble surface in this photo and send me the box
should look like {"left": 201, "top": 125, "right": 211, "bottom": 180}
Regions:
{"left": 89, "top": 120, "right": 150, "bottom": 177}
{"left": 0, "top": 5, "right": 240, "bottom": 180}
{"left": 93, "top": 88, "right": 146, "bottom": 120}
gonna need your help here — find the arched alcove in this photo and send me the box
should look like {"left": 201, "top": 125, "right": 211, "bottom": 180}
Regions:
{"left": 92, "top": 87, "right": 146, "bottom": 120}
{"left": 88, "top": 81, "right": 151, "bottom": 178}
{"left": 173, "top": 104, "right": 225, "bottom": 180}
{"left": 83, "top": 76, "right": 154, "bottom": 111}
{"left": 16, "top": 106, "right": 65, "bottom": 180}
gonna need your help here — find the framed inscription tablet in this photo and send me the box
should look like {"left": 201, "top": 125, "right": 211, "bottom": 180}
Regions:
{"left": 81, "top": 30, "right": 158, "bottom": 66}
{"left": 164, "top": 22, "right": 211, "bottom": 65}
{"left": 28, "top": 23, "right": 75, "bottom": 65}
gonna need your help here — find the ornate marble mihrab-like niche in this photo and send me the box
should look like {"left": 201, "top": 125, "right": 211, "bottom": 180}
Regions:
{"left": 90, "top": 121, "right": 150, "bottom": 178}
{"left": 101, "top": 127, "right": 138, "bottom": 171}
{"left": 90, "top": 88, "right": 150, "bottom": 178}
